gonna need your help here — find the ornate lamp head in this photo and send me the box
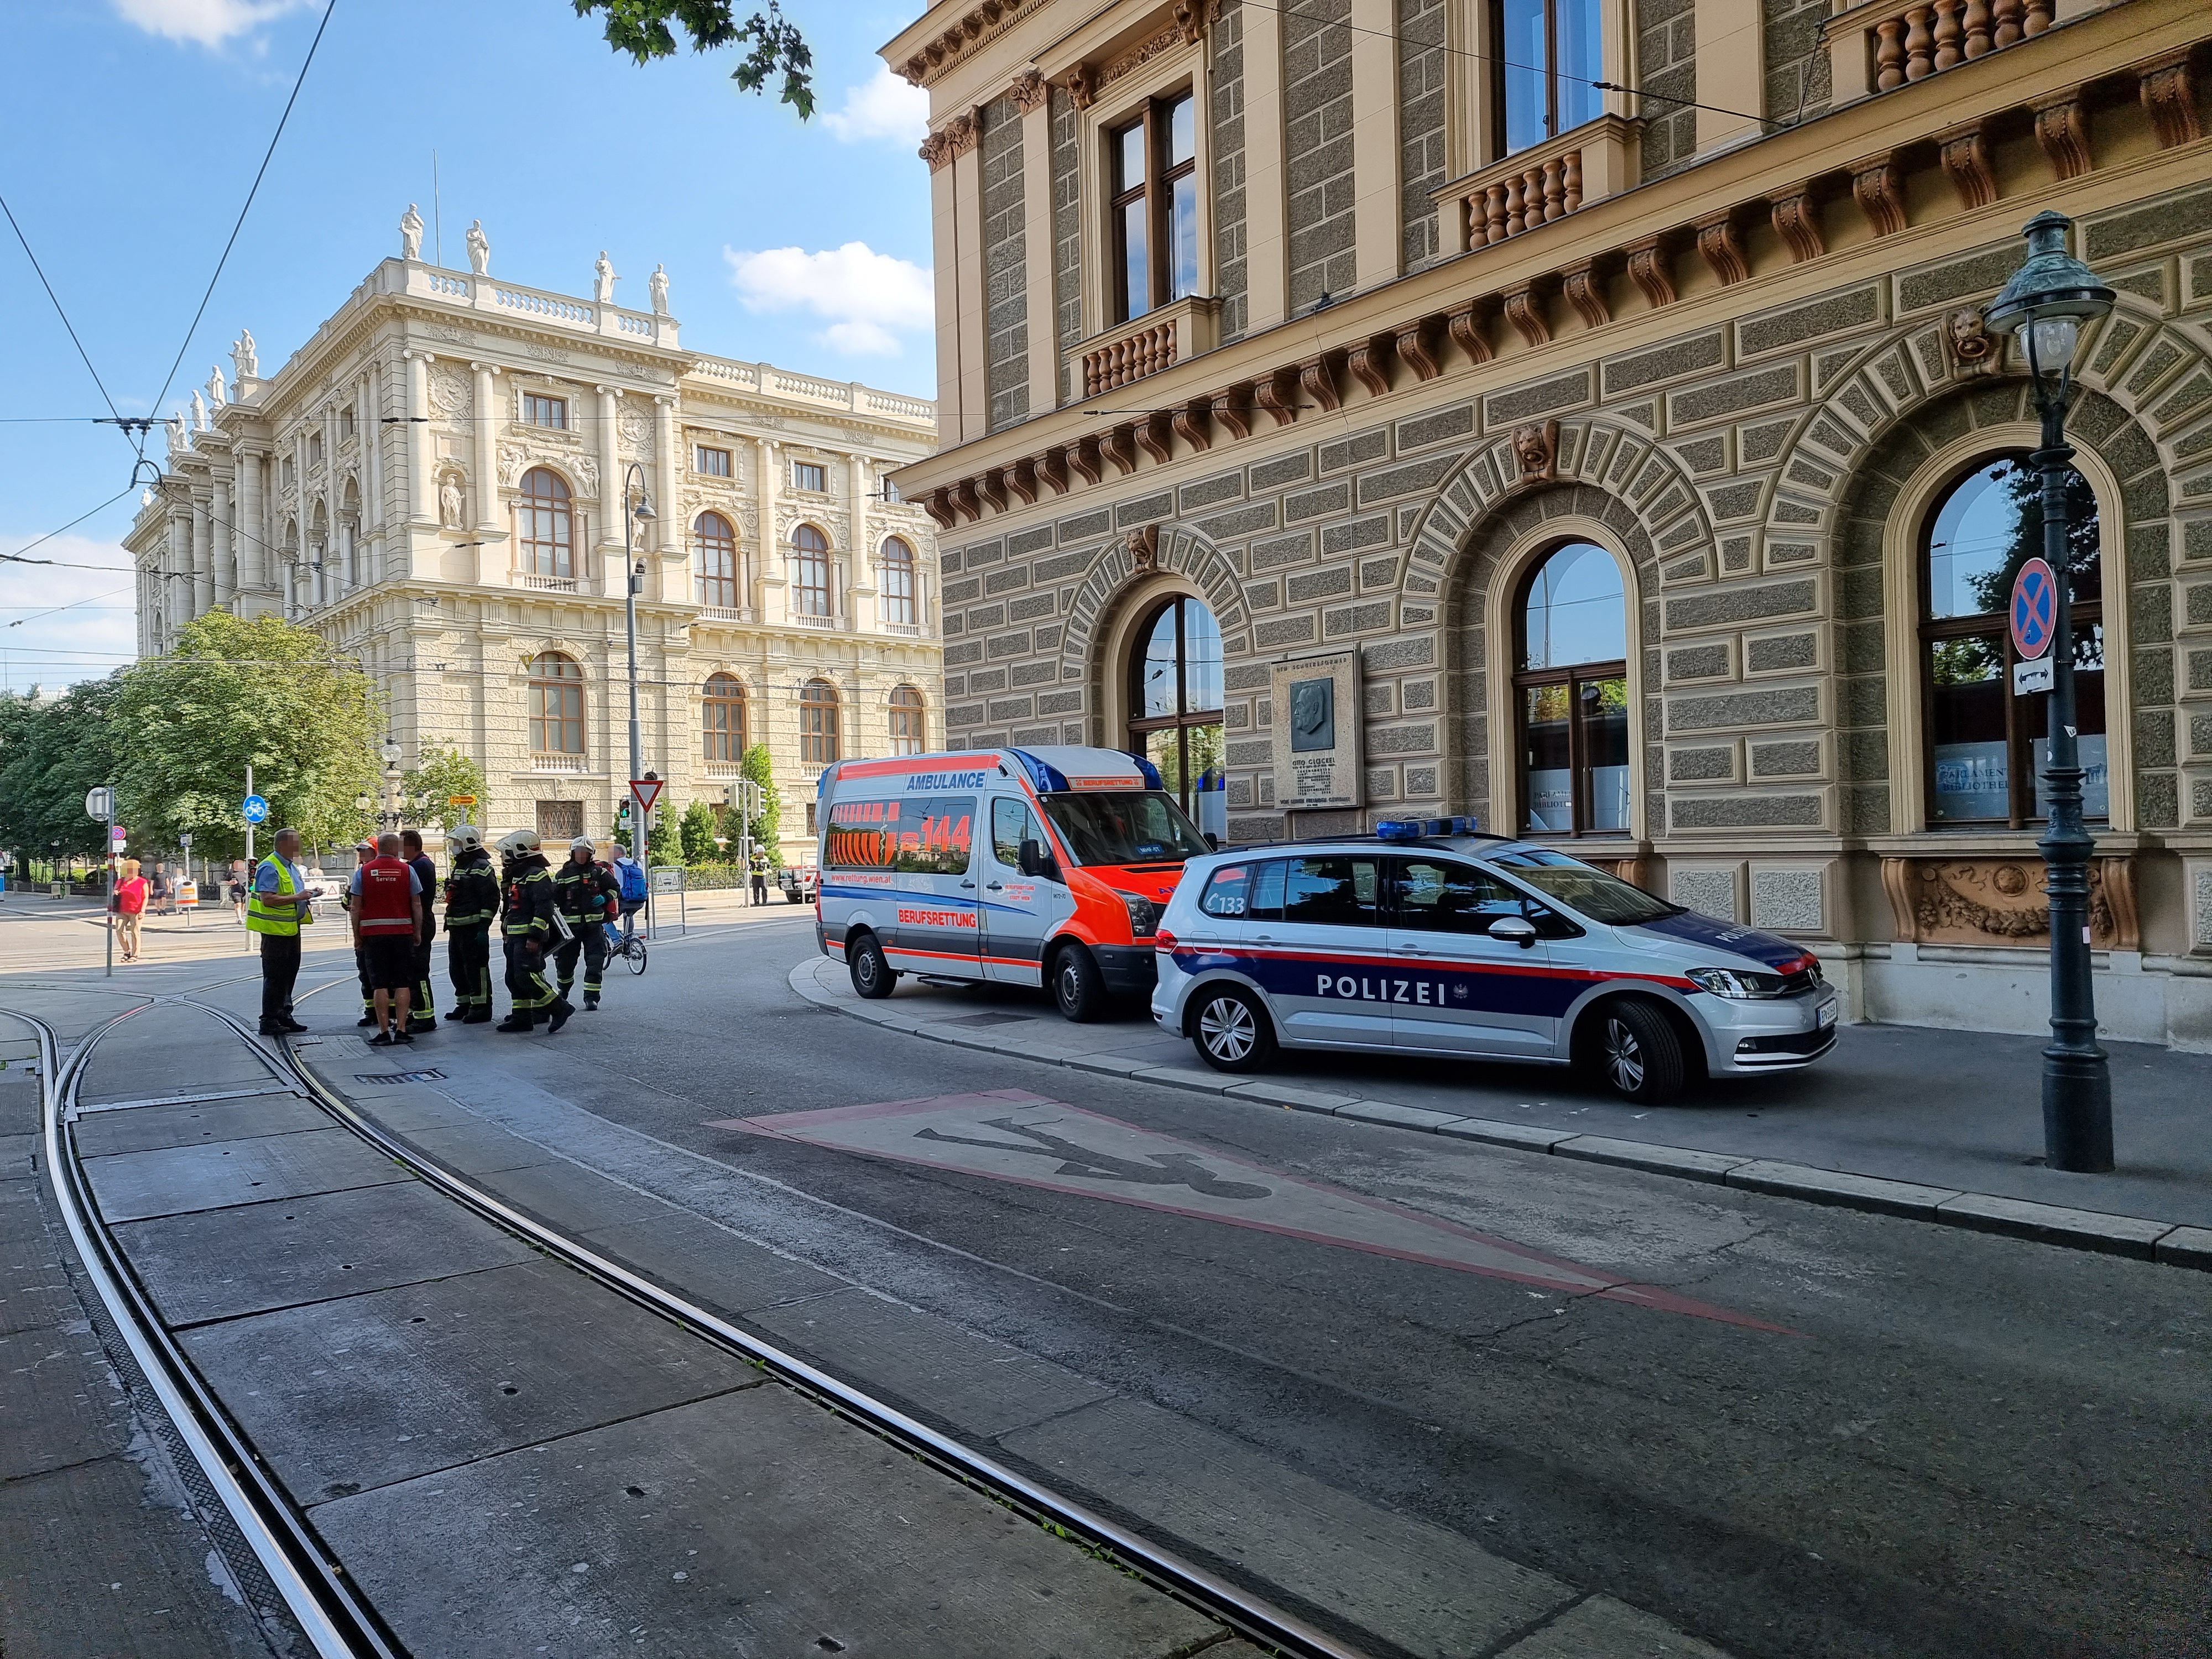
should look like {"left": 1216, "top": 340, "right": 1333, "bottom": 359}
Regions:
{"left": 1984, "top": 211, "right": 2115, "bottom": 382}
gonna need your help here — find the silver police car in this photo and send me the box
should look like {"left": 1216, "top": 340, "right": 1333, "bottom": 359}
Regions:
{"left": 1150, "top": 821, "right": 1840, "bottom": 1104}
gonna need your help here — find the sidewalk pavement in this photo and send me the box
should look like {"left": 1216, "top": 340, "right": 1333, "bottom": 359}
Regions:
{"left": 790, "top": 954, "right": 2212, "bottom": 1271}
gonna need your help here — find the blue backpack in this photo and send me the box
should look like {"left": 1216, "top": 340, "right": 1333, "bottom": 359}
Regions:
{"left": 616, "top": 858, "right": 648, "bottom": 902}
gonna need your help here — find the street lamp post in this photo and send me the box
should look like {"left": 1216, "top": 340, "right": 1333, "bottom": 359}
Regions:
{"left": 1985, "top": 211, "right": 2117, "bottom": 1174}
{"left": 620, "top": 461, "right": 656, "bottom": 869}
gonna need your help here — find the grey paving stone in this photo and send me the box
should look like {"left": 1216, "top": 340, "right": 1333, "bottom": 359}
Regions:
{"left": 1225, "top": 1080, "right": 1359, "bottom": 1113}
{"left": 326, "top": 1083, "right": 482, "bottom": 1134}
{"left": 71, "top": 1093, "right": 321, "bottom": 1159}
{"left": 397, "top": 1119, "right": 555, "bottom": 1176}
{"left": 1434, "top": 1117, "right": 1582, "bottom": 1151}
{"left": 469, "top": 1154, "right": 685, "bottom": 1231}
{"left": 1498, "top": 1593, "right": 1733, "bottom": 1657}
{"left": 314, "top": 1387, "right": 1222, "bottom": 1659}
{"left": 1933, "top": 1192, "right": 2175, "bottom": 1259}
{"left": 110, "top": 1181, "right": 538, "bottom": 1327}
{"left": 2153, "top": 1225, "right": 2212, "bottom": 1270}
{"left": 79, "top": 1127, "right": 409, "bottom": 1223}
{"left": 1723, "top": 1160, "right": 1960, "bottom": 1220}
{"left": 1129, "top": 1065, "right": 1234, "bottom": 1093}
{"left": 1552, "top": 1136, "right": 1750, "bottom": 1185}
{"left": 1000, "top": 1395, "right": 1573, "bottom": 1655}
{"left": 577, "top": 1209, "right": 854, "bottom": 1314}
{"left": 0, "top": 1131, "right": 34, "bottom": 1181}
{"left": 1335, "top": 1099, "right": 1471, "bottom": 1133}
{"left": 180, "top": 1257, "right": 760, "bottom": 1503}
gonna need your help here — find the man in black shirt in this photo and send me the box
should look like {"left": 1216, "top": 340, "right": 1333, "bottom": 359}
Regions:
{"left": 400, "top": 829, "right": 441, "bottom": 1033}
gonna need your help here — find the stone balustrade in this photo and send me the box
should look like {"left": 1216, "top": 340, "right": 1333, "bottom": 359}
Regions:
{"left": 1827, "top": 0, "right": 2060, "bottom": 101}
{"left": 1076, "top": 294, "right": 1224, "bottom": 400}
{"left": 1432, "top": 116, "right": 1636, "bottom": 259}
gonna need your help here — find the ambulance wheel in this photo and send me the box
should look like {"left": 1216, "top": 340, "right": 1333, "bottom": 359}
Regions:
{"left": 848, "top": 933, "right": 899, "bottom": 1000}
{"left": 1048, "top": 942, "right": 1107, "bottom": 1023}
{"left": 1190, "top": 985, "right": 1274, "bottom": 1073}
{"left": 1590, "top": 998, "right": 1685, "bottom": 1105}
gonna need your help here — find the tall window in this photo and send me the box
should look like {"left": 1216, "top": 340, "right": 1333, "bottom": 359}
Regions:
{"left": 703, "top": 673, "right": 747, "bottom": 764}
{"left": 801, "top": 679, "right": 840, "bottom": 766}
{"left": 1109, "top": 90, "right": 1198, "bottom": 324}
{"left": 518, "top": 467, "right": 574, "bottom": 578}
{"left": 792, "top": 524, "right": 832, "bottom": 617}
{"left": 880, "top": 536, "right": 917, "bottom": 626}
{"left": 1496, "top": 0, "right": 1604, "bottom": 155}
{"left": 523, "top": 393, "right": 567, "bottom": 430}
{"left": 792, "top": 460, "right": 827, "bottom": 493}
{"left": 1922, "top": 454, "right": 2104, "bottom": 825}
{"left": 695, "top": 512, "right": 738, "bottom": 608}
{"left": 889, "top": 686, "right": 926, "bottom": 755}
{"left": 1128, "top": 594, "right": 1225, "bottom": 838}
{"left": 1516, "top": 541, "right": 1629, "bottom": 836}
{"left": 695, "top": 444, "right": 731, "bottom": 477}
{"left": 528, "top": 653, "right": 585, "bottom": 756}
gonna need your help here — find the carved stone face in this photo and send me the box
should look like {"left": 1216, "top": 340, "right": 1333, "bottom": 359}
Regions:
{"left": 1512, "top": 420, "right": 1556, "bottom": 478}
{"left": 1948, "top": 308, "right": 1992, "bottom": 362}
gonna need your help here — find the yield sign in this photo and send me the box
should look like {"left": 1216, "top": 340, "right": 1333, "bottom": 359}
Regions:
{"left": 629, "top": 777, "right": 665, "bottom": 818}
{"left": 2010, "top": 557, "right": 2057, "bottom": 661}
{"left": 710, "top": 1091, "right": 1789, "bottom": 1332}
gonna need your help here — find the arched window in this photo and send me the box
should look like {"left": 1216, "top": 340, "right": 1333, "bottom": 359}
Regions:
{"left": 1515, "top": 541, "right": 1629, "bottom": 836}
{"left": 1126, "top": 594, "right": 1225, "bottom": 837}
{"left": 792, "top": 524, "right": 832, "bottom": 618}
{"left": 695, "top": 512, "right": 738, "bottom": 608}
{"left": 801, "top": 679, "right": 840, "bottom": 766}
{"left": 879, "top": 537, "right": 917, "bottom": 627}
{"left": 703, "top": 673, "right": 747, "bottom": 764}
{"left": 1922, "top": 453, "right": 2104, "bottom": 825}
{"left": 889, "top": 685, "right": 926, "bottom": 755}
{"left": 528, "top": 652, "right": 585, "bottom": 756}
{"left": 518, "top": 468, "right": 573, "bottom": 579}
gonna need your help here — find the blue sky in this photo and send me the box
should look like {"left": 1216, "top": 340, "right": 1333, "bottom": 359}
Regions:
{"left": 0, "top": 0, "right": 933, "bottom": 692}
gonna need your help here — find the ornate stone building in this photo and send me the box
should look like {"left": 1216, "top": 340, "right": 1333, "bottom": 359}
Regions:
{"left": 126, "top": 231, "right": 940, "bottom": 856}
{"left": 886, "top": 0, "right": 2212, "bottom": 1046}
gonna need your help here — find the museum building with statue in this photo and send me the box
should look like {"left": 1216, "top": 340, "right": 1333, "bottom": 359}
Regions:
{"left": 126, "top": 218, "right": 941, "bottom": 859}
{"left": 885, "top": 0, "right": 2212, "bottom": 1045}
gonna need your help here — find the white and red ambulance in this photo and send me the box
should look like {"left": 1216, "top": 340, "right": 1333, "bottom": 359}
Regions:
{"left": 813, "top": 745, "right": 1213, "bottom": 1020}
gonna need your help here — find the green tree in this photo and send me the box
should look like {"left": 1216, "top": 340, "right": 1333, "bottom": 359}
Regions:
{"left": 738, "top": 742, "right": 782, "bottom": 857}
{"left": 573, "top": 0, "right": 815, "bottom": 115}
{"left": 0, "top": 678, "right": 125, "bottom": 869}
{"left": 111, "top": 611, "right": 382, "bottom": 862}
{"left": 402, "top": 743, "right": 489, "bottom": 833}
{"left": 677, "top": 797, "right": 722, "bottom": 865}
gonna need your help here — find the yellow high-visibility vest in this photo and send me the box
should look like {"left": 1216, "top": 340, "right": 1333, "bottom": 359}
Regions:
{"left": 246, "top": 857, "right": 313, "bottom": 936}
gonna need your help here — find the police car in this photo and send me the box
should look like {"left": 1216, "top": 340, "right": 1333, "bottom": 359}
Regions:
{"left": 1150, "top": 818, "right": 1839, "bottom": 1104}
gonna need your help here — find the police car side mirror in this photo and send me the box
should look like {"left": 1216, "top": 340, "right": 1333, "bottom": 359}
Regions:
{"left": 1018, "top": 838, "right": 1059, "bottom": 883}
{"left": 1489, "top": 915, "right": 1538, "bottom": 949}
{"left": 1203, "top": 832, "right": 1220, "bottom": 851}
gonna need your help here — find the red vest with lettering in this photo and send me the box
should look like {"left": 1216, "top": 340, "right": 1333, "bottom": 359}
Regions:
{"left": 356, "top": 856, "right": 417, "bottom": 935}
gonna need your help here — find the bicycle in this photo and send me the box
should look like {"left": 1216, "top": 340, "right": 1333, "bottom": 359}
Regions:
{"left": 607, "top": 913, "right": 648, "bottom": 975}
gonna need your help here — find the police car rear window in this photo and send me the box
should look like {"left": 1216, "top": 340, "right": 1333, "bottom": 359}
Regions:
{"left": 826, "top": 796, "right": 975, "bottom": 875}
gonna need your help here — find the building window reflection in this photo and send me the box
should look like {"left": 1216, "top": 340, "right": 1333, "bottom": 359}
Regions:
{"left": 695, "top": 512, "right": 738, "bottom": 608}
{"left": 1514, "top": 541, "right": 1629, "bottom": 836}
{"left": 1496, "top": 0, "right": 1604, "bottom": 155}
{"left": 518, "top": 468, "right": 574, "bottom": 579}
{"left": 528, "top": 652, "right": 585, "bottom": 757}
{"left": 1109, "top": 89, "right": 1198, "bottom": 324}
{"left": 1126, "top": 594, "right": 1225, "bottom": 838}
{"left": 703, "top": 673, "right": 746, "bottom": 764}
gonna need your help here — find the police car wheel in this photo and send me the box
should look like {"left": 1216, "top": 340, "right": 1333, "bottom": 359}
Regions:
{"left": 849, "top": 933, "right": 899, "bottom": 1000}
{"left": 1192, "top": 987, "right": 1274, "bottom": 1073}
{"left": 1595, "top": 999, "right": 1685, "bottom": 1105}
{"left": 1049, "top": 943, "right": 1106, "bottom": 1022}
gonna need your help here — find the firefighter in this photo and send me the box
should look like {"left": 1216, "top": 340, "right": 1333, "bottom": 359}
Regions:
{"left": 494, "top": 828, "right": 572, "bottom": 1034}
{"left": 441, "top": 824, "right": 499, "bottom": 1024}
{"left": 551, "top": 837, "right": 620, "bottom": 1011}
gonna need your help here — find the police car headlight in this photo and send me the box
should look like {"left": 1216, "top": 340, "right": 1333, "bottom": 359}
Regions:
{"left": 1120, "top": 894, "right": 1159, "bottom": 938}
{"left": 1686, "top": 967, "right": 1790, "bottom": 999}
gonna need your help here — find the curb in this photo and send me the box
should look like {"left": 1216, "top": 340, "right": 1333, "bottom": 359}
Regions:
{"left": 789, "top": 959, "right": 2212, "bottom": 1274}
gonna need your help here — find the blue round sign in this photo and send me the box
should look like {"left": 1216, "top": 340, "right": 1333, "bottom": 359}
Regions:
{"left": 242, "top": 794, "right": 270, "bottom": 824}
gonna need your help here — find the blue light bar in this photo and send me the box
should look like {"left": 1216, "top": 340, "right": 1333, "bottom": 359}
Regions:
{"left": 1424, "top": 815, "right": 1480, "bottom": 835}
{"left": 1375, "top": 820, "right": 1423, "bottom": 841}
{"left": 1005, "top": 748, "right": 1071, "bottom": 794}
{"left": 1132, "top": 755, "right": 1166, "bottom": 791}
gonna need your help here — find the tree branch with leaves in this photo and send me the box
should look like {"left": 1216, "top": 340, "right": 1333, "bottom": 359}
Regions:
{"left": 573, "top": 0, "right": 816, "bottom": 117}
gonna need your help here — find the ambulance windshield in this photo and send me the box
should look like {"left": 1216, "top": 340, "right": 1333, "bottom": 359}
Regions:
{"left": 1040, "top": 791, "right": 1211, "bottom": 865}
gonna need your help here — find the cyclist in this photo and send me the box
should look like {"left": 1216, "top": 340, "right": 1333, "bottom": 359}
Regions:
{"left": 551, "top": 837, "right": 620, "bottom": 1011}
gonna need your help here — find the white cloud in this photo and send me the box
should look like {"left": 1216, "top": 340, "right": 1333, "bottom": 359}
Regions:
{"left": 820, "top": 65, "right": 930, "bottom": 146}
{"left": 725, "top": 242, "right": 934, "bottom": 357}
{"left": 109, "top": 0, "right": 313, "bottom": 48}
{"left": 0, "top": 534, "right": 139, "bottom": 693}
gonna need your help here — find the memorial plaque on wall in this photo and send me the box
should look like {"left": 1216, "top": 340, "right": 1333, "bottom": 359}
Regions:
{"left": 1271, "top": 651, "right": 1361, "bottom": 810}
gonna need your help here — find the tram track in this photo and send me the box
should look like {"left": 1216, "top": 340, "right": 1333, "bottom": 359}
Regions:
{"left": 14, "top": 982, "right": 1386, "bottom": 1659}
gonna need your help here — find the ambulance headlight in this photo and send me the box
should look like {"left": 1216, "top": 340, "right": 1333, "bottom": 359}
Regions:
{"left": 1686, "top": 966, "right": 1790, "bottom": 999}
{"left": 1120, "top": 894, "right": 1160, "bottom": 939}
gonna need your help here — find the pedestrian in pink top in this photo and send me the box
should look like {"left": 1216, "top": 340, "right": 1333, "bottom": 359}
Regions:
{"left": 113, "top": 859, "right": 150, "bottom": 962}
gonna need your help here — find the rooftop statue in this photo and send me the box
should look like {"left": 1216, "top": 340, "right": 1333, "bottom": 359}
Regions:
{"left": 231, "top": 328, "right": 258, "bottom": 383}
{"left": 206, "top": 363, "right": 226, "bottom": 409}
{"left": 650, "top": 263, "right": 670, "bottom": 316}
{"left": 466, "top": 219, "right": 489, "bottom": 276}
{"left": 594, "top": 250, "right": 617, "bottom": 304}
{"left": 400, "top": 202, "right": 424, "bottom": 262}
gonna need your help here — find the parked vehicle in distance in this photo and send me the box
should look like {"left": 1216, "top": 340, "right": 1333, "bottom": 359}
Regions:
{"left": 780, "top": 863, "right": 818, "bottom": 905}
{"left": 1150, "top": 819, "right": 1839, "bottom": 1104}
{"left": 815, "top": 745, "right": 1212, "bottom": 1020}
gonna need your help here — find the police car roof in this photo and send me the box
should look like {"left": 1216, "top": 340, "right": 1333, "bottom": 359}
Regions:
{"left": 1237, "top": 831, "right": 1522, "bottom": 854}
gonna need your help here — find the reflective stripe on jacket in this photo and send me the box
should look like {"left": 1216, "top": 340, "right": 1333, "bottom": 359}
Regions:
{"left": 246, "top": 857, "right": 311, "bottom": 936}
{"left": 444, "top": 854, "right": 500, "bottom": 928}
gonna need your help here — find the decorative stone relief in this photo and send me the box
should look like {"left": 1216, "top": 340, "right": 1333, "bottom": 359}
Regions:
{"left": 618, "top": 406, "right": 652, "bottom": 450}
{"left": 1511, "top": 419, "right": 1559, "bottom": 485}
{"left": 1271, "top": 651, "right": 1363, "bottom": 811}
{"left": 437, "top": 468, "right": 467, "bottom": 529}
{"left": 1750, "top": 866, "right": 1825, "bottom": 933}
{"left": 1944, "top": 309, "right": 1994, "bottom": 372}
{"left": 430, "top": 365, "right": 469, "bottom": 414}
{"left": 1127, "top": 524, "right": 1159, "bottom": 572}
{"left": 1670, "top": 864, "right": 1740, "bottom": 921}
{"left": 1879, "top": 857, "right": 2139, "bottom": 951}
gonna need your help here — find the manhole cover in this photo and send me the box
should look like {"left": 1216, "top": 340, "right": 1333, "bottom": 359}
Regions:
{"left": 943, "top": 1012, "right": 1036, "bottom": 1029}
{"left": 354, "top": 1069, "right": 447, "bottom": 1085}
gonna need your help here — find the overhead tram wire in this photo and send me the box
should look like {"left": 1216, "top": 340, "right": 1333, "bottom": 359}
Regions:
{"left": 0, "top": 194, "right": 136, "bottom": 456}
{"left": 1, "top": 485, "right": 143, "bottom": 568}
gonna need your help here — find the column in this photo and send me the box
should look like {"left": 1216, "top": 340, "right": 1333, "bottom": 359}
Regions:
{"left": 211, "top": 474, "right": 235, "bottom": 606}
{"left": 363, "top": 367, "right": 385, "bottom": 588}
{"left": 471, "top": 362, "right": 500, "bottom": 533}
{"left": 1018, "top": 82, "right": 1058, "bottom": 418}
{"left": 1241, "top": 0, "right": 1291, "bottom": 333}
{"left": 237, "top": 450, "right": 264, "bottom": 591}
{"left": 951, "top": 125, "right": 988, "bottom": 448}
{"left": 926, "top": 140, "right": 964, "bottom": 444}
{"left": 404, "top": 351, "right": 434, "bottom": 526}
{"left": 653, "top": 395, "right": 680, "bottom": 602}
{"left": 755, "top": 437, "right": 785, "bottom": 624}
{"left": 165, "top": 510, "right": 189, "bottom": 634}
{"left": 190, "top": 495, "right": 213, "bottom": 618}
{"left": 1692, "top": 0, "right": 1762, "bottom": 153}
{"left": 1350, "top": 0, "right": 1404, "bottom": 292}
{"left": 596, "top": 385, "right": 622, "bottom": 596}
{"left": 848, "top": 453, "right": 876, "bottom": 634}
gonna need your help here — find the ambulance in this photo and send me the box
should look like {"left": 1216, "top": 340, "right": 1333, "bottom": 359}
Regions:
{"left": 814, "top": 745, "right": 1213, "bottom": 1020}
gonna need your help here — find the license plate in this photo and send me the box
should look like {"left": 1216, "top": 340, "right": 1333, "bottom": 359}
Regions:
{"left": 1818, "top": 1003, "right": 1838, "bottom": 1030}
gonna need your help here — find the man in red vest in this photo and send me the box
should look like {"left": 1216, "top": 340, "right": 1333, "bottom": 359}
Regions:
{"left": 349, "top": 832, "right": 426, "bottom": 1045}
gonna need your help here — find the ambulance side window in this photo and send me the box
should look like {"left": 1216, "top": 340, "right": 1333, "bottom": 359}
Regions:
{"left": 991, "top": 798, "right": 1044, "bottom": 868}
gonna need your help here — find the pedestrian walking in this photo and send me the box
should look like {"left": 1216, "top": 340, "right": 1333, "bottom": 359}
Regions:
{"left": 441, "top": 824, "right": 498, "bottom": 1024}
{"left": 229, "top": 860, "right": 248, "bottom": 924}
{"left": 113, "top": 859, "right": 150, "bottom": 962}
{"left": 399, "top": 829, "right": 441, "bottom": 1033}
{"left": 749, "top": 847, "right": 769, "bottom": 906}
{"left": 349, "top": 833, "right": 425, "bottom": 1046}
{"left": 551, "top": 837, "right": 620, "bottom": 1012}
{"left": 149, "top": 865, "right": 170, "bottom": 917}
{"left": 248, "top": 828, "right": 320, "bottom": 1037}
{"left": 342, "top": 839, "right": 377, "bottom": 1027}
{"left": 494, "top": 829, "right": 571, "bottom": 1034}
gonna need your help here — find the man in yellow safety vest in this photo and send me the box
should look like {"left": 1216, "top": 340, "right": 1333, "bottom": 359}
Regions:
{"left": 248, "top": 827, "right": 323, "bottom": 1036}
